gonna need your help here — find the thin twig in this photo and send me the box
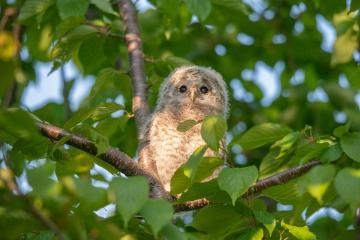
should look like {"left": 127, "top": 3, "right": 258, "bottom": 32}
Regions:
{"left": 117, "top": 0, "right": 149, "bottom": 131}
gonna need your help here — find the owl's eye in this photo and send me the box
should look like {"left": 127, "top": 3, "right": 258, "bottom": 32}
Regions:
{"left": 179, "top": 85, "right": 187, "bottom": 93}
{"left": 200, "top": 86, "right": 209, "bottom": 94}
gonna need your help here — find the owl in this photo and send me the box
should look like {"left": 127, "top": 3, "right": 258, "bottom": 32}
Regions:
{"left": 138, "top": 65, "right": 228, "bottom": 193}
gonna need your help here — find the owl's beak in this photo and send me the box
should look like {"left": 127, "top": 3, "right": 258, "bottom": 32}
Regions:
{"left": 190, "top": 90, "right": 197, "bottom": 102}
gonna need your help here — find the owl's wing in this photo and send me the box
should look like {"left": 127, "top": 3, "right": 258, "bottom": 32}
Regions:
{"left": 137, "top": 117, "right": 161, "bottom": 179}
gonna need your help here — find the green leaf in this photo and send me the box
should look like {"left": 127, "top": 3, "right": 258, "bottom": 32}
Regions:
{"left": 160, "top": 223, "right": 186, "bottom": 240}
{"left": 18, "top": 0, "right": 54, "bottom": 21}
{"left": 253, "top": 211, "right": 276, "bottom": 236}
{"left": 217, "top": 166, "right": 258, "bottom": 205}
{"left": 340, "top": 132, "right": 360, "bottom": 162}
{"left": 0, "top": 108, "right": 39, "bottom": 141}
{"left": 157, "top": 0, "right": 183, "bottom": 17}
{"left": 66, "top": 152, "right": 94, "bottom": 173}
{"left": 333, "top": 11, "right": 357, "bottom": 35}
{"left": 262, "top": 181, "right": 302, "bottom": 205}
{"left": 72, "top": 177, "right": 107, "bottom": 210}
{"left": 293, "top": 142, "right": 329, "bottom": 164}
{"left": 50, "top": 25, "right": 98, "bottom": 63}
{"left": 90, "top": 0, "right": 117, "bottom": 15}
{"left": 109, "top": 176, "right": 149, "bottom": 227}
{"left": 56, "top": 0, "right": 89, "bottom": 19}
{"left": 140, "top": 199, "right": 173, "bottom": 237}
{"left": 163, "top": 56, "right": 193, "bottom": 67}
{"left": 320, "top": 143, "right": 343, "bottom": 162}
{"left": 191, "top": 205, "right": 248, "bottom": 238}
{"left": 177, "top": 180, "right": 230, "bottom": 203}
{"left": 170, "top": 146, "right": 207, "bottom": 194}
{"left": 12, "top": 138, "right": 48, "bottom": 160}
{"left": 212, "top": 0, "right": 248, "bottom": 12}
{"left": 281, "top": 221, "right": 316, "bottom": 240}
{"left": 177, "top": 119, "right": 198, "bottom": 132}
{"left": 331, "top": 27, "right": 358, "bottom": 66}
{"left": 334, "top": 168, "right": 360, "bottom": 209}
{"left": 237, "top": 228, "right": 264, "bottom": 240}
{"left": 192, "top": 157, "right": 223, "bottom": 182}
{"left": 333, "top": 122, "right": 351, "bottom": 137}
{"left": 90, "top": 103, "right": 124, "bottom": 121}
{"left": 60, "top": 25, "right": 98, "bottom": 44}
{"left": 64, "top": 102, "right": 123, "bottom": 129}
{"left": 201, "top": 115, "right": 227, "bottom": 151}
{"left": 27, "top": 162, "right": 61, "bottom": 198}
{"left": 238, "top": 123, "right": 291, "bottom": 150}
{"left": 78, "top": 36, "right": 107, "bottom": 74}
{"left": 350, "top": 0, "right": 360, "bottom": 10}
{"left": 302, "top": 165, "right": 335, "bottom": 204}
{"left": 184, "top": 0, "right": 212, "bottom": 21}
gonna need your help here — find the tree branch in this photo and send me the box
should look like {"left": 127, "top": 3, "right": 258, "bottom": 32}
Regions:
{"left": 117, "top": 0, "right": 149, "bottom": 131}
{"left": 36, "top": 122, "right": 170, "bottom": 199}
{"left": 174, "top": 160, "right": 321, "bottom": 212}
{"left": 245, "top": 160, "right": 321, "bottom": 197}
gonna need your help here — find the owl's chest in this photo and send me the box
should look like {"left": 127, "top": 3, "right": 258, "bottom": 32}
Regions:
{"left": 149, "top": 115, "right": 204, "bottom": 156}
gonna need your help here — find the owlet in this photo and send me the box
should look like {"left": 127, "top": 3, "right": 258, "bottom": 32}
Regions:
{"left": 138, "top": 66, "right": 228, "bottom": 193}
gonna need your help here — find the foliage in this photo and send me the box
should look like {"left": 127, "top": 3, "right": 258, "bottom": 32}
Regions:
{"left": 0, "top": 0, "right": 360, "bottom": 239}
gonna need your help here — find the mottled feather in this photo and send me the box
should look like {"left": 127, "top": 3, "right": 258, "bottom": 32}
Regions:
{"left": 138, "top": 66, "right": 228, "bottom": 192}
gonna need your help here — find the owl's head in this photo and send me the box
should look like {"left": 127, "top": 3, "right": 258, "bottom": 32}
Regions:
{"left": 157, "top": 66, "right": 228, "bottom": 118}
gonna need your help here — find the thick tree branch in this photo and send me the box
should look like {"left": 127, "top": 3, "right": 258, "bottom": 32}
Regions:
{"left": 36, "top": 122, "right": 170, "bottom": 199}
{"left": 117, "top": 0, "right": 149, "bottom": 131}
{"left": 174, "top": 160, "right": 321, "bottom": 212}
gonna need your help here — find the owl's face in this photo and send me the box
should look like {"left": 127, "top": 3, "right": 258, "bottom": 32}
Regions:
{"left": 157, "top": 66, "right": 228, "bottom": 119}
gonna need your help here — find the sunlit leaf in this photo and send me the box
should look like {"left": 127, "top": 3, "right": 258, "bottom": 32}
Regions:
{"left": 201, "top": 115, "right": 227, "bottom": 151}
{"left": 333, "top": 11, "right": 357, "bottom": 35}
{"left": 0, "top": 31, "right": 19, "bottom": 60}
{"left": 237, "top": 228, "right": 264, "bottom": 240}
{"left": 302, "top": 165, "right": 335, "bottom": 204}
{"left": 253, "top": 211, "right": 276, "bottom": 236}
{"left": 238, "top": 123, "right": 291, "bottom": 150}
{"left": 281, "top": 221, "right": 316, "bottom": 240}
{"left": 170, "top": 145, "right": 207, "bottom": 194}
{"left": 331, "top": 27, "right": 358, "bottom": 66}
